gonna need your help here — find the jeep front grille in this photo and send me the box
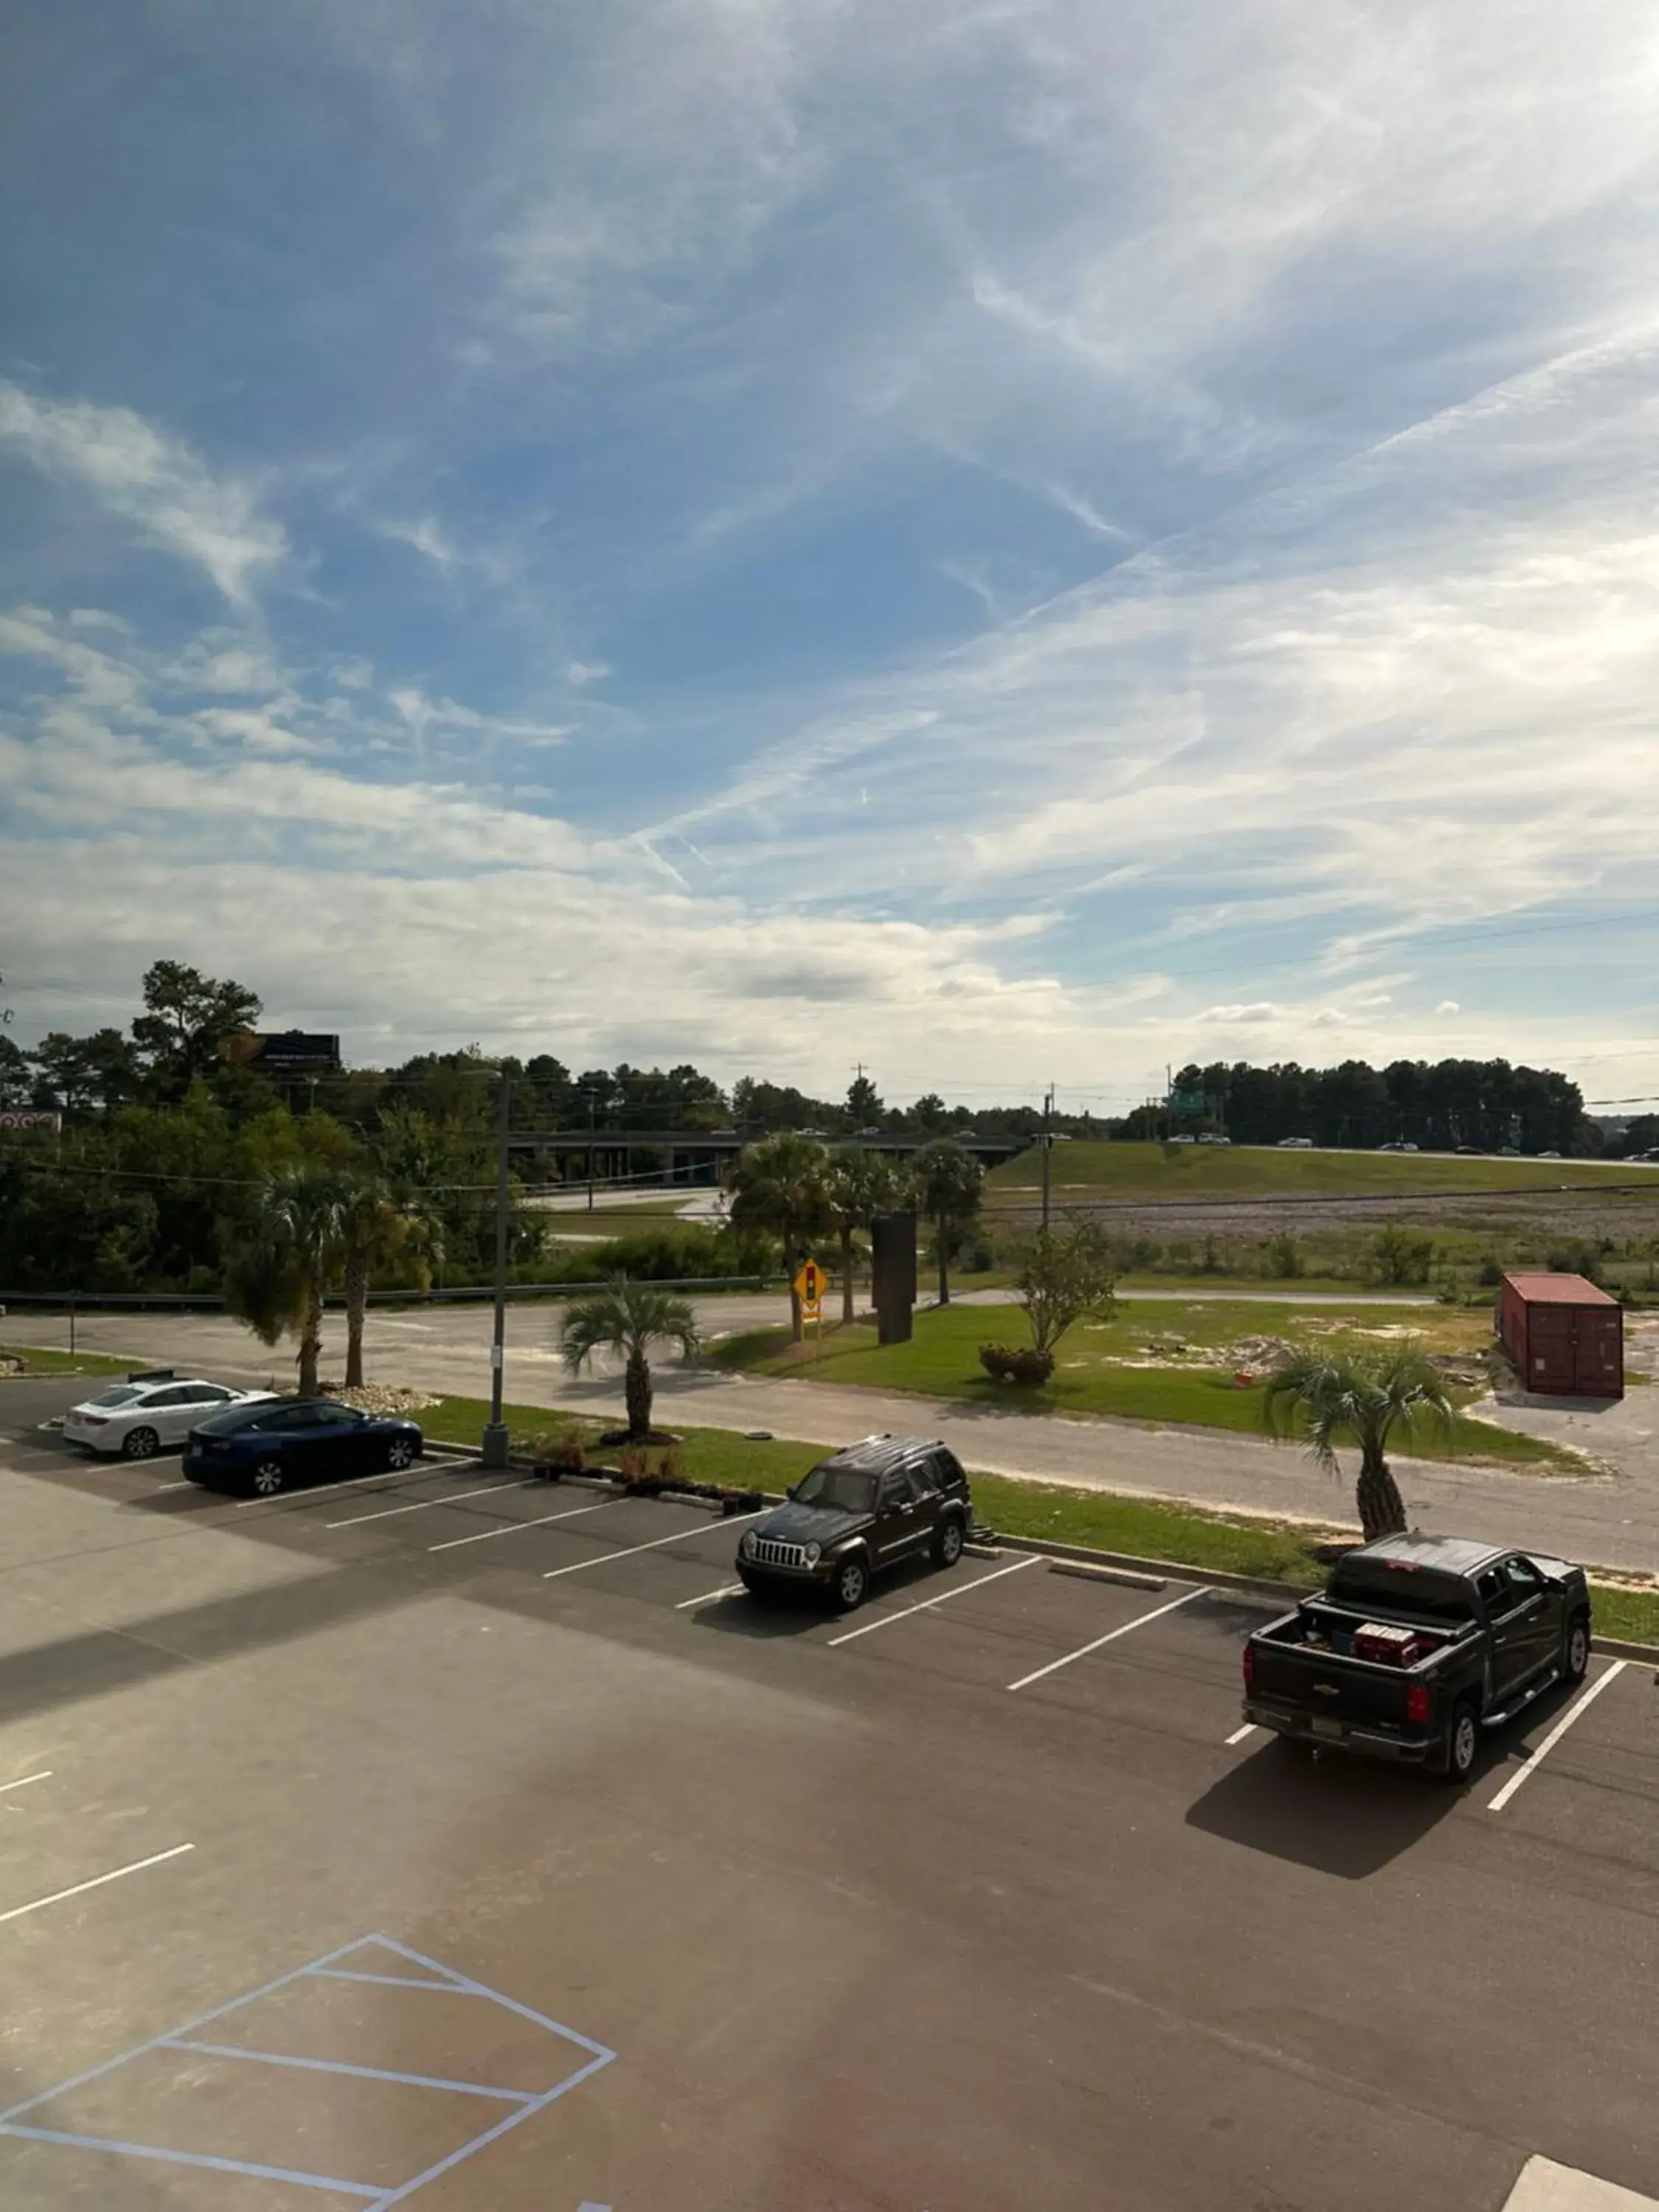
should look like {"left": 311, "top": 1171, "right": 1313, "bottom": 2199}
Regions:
{"left": 752, "top": 1537, "right": 810, "bottom": 1570}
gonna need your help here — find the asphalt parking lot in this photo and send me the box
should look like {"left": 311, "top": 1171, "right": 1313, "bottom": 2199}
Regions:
{"left": 2, "top": 1377, "right": 1658, "bottom": 2211}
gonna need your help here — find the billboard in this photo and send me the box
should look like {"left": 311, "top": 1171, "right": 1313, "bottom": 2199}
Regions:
{"left": 0, "top": 1110, "right": 61, "bottom": 1132}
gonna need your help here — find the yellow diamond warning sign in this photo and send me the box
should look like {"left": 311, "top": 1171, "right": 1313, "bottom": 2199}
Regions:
{"left": 793, "top": 1257, "right": 827, "bottom": 1312}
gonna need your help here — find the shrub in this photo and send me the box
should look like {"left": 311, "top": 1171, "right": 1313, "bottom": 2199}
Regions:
{"left": 1265, "top": 1231, "right": 1304, "bottom": 1279}
{"left": 1475, "top": 1254, "right": 1504, "bottom": 1287}
{"left": 656, "top": 1444, "right": 684, "bottom": 1482}
{"left": 618, "top": 1445, "right": 648, "bottom": 1480}
{"left": 979, "top": 1342, "right": 1057, "bottom": 1386}
{"left": 1370, "top": 1226, "right": 1436, "bottom": 1285}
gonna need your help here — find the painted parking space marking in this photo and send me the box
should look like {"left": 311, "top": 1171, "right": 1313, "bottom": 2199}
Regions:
{"left": 428, "top": 1498, "right": 617, "bottom": 1554}
{"left": 827, "top": 1555, "right": 1040, "bottom": 1646}
{"left": 1006, "top": 1585, "right": 1210, "bottom": 1693}
{"left": 675, "top": 1582, "right": 745, "bottom": 1610}
{"left": 1225, "top": 1722, "right": 1259, "bottom": 1747}
{"left": 236, "top": 1458, "right": 468, "bottom": 1511}
{"left": 0, "top": 1842, "right": 194, "bottom": 1927}
{"left": 162, "top": 2039, "right": 536, "bottom": 2101}
{"left": 0, "top": 1933, "right": 617, "bottom": 2207}
{"left": 329, "top": 1476, "right": 536, "bottom": 1528}
{"left": 0, "top": 1770, "right": 52, "bottom": 1795}
{"left": 543, "top": 1510, "right": 765, "bottom": 1580}
{"left": 1486, "top": 1662, "right": 1630, "bottom": 1813}
{"left": 1503, "top": 2152, "right": 1659, "bottom": 2208}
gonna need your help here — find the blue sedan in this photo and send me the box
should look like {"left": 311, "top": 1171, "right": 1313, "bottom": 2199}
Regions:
{"left": 183, "top": 1397, "right": 425, "bottom": 1497}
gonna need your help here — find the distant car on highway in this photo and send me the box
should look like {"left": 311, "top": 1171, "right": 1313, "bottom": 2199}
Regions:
{"left": 1276, "top": 1136, "right": 1314, "bottom": 1149}
{"left": 1377, "top": 1141, "right": 1419, "bottom": 1153}
{"left": 737, "top": 1433, "right": 972, "bottom": 1612}
{"left": 63, "top": 1375, "right": 274, "bottom": 1461}
{"left": 184, "top": 1397, "right": 424, "bottom": 1497}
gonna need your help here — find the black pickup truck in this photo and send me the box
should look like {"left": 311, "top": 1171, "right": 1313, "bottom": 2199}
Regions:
{"left": 1242, "top": 1534, "right": 1592, "bottom": 1782}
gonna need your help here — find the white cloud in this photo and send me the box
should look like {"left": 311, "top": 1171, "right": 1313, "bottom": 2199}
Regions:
{"left": 1436, "top": 999, "right": 1461, "bottom": 1015}
{"left": 0, "top": 382, "right": 285, "bottom": 606}
{"left": 566, "top": 661, "right": 611, "bottom": 687}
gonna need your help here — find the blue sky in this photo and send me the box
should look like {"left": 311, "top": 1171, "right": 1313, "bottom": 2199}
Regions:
{"left": 3, "top": 0, "right": 1658, "bottom": 1113}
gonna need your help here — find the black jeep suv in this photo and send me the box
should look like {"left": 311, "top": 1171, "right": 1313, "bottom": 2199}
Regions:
{"left": 736, "top": 1433, "right": 972, "bottom": 1613}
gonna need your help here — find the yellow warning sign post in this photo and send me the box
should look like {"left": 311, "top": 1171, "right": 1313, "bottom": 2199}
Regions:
{"left": 793, "top": 1256, "right": 827, "bottom": 1349}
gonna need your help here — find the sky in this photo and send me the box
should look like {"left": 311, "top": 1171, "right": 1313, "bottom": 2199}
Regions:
{"left": 3, "top": 0, "right": 1658, "bottom": 1117}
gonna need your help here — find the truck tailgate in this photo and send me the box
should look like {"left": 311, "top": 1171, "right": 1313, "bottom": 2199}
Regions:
{"left": 1250, "top": 1639, "right": 1422, "bottom": 1731}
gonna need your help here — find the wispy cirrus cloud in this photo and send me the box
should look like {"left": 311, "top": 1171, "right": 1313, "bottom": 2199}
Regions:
{"left": 0, "top": 382, "right": 285, "bottom": 607}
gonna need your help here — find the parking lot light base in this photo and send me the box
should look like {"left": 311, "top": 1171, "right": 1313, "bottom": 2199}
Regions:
{"left": 480, "top": 1422, "right": 509, "bottom": 1470}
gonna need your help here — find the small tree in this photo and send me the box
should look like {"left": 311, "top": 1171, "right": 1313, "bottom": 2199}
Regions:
{"left": 1262, "top": 1343, "right": 1455, "bottom": 1541}
{"left": 1016, "top": 1220, "right": 1119, "bottom": 1356}
{"left": 824, "top": 1147, "right": 908, "bottom": 1326}
{"left": 914, "top": 1138, "right": 984, "bottom": 1307}
{"left": 560, "top": 1279, "right": 700, "bottom": 1439}
{"left": 727, "top": 1133, "right": 833, "bottom": 1340}
{"left": 1371, "top": 1225, "right": 1436, "bottom": 1286}
{"left": 338, "top": 1175, "right": 439, "bottom": 1388}
{"left": 223, "top": 1163, "right": 352, "bottom": 1395}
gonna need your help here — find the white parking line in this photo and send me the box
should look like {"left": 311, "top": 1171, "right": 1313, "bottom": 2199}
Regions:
{"left": 543, "top": 1512, "right": 764, "bottom": 1581}
{"left": 328, "top": 1477, "right": 536, "bottom": 1528}
{"left": 156, "top": 1479, "right": 194, "bottom": 1492}
{"left": 428, "top": 1499, "right": 617, "bottom": 1554}
{"left": 0, "top": 1771, "right": 52, "bottom": 1796}
{"left": 0, "top": 1843, "right": 195, "bottom": 1927}
{"left": 827, "top": 1555, "right": 1040, "bottom": 1646}
{"left": 1006, "top": 1585, "right": 1210, "bottom": 1692}
{"left": 236, "top": 1463, "right": 446, "bottom": 1510}
{"left": 1225, "top": 1722, "right": 1259, "bottom": 1747}
{"left": 675, "top": 1582, "right": 746, "bottom": 1610}
{"left": 1486, "top": 1662, "right": 1629, "bottom": 1813}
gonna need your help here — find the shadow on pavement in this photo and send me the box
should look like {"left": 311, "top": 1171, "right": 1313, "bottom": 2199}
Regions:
{"left": 1185, "top": 1738, "right": 1467, "bottom": 1875}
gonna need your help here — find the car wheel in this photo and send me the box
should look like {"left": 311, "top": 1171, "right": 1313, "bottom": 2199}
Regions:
{"left": 1562, "top": 1612, "right": 1590, "bottom": 1683}
{"left": 249, "top": 1459, "right": 285, "bottom": 1498}
{"left": 386, "top": 1435, "right": 417, "bottom": 1471}
{"left": 933, "top": 1514, "right": 965, "bottom": 1568}
{"left": 832, "top": 1554, "right": 870, "bottom": 1613}
{"left": 122, "top": 1426, "right": 160, "bottom": 1462}
{"left": 1439, "top": 1700, "right": 1479, "bottom": 1785}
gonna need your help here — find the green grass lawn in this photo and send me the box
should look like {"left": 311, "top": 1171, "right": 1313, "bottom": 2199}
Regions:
{"left": 709, "top": 1300, "right": 1577, "bottom": 1472}
{"left": 987, "top": 1140, "right": 1655, "bottom": 1203}
{"left": 422, "top": 1395, "right": 825, "bottom": 1492}
{"left": 1, "top": 1342, "right": 141, "bottom": 1378}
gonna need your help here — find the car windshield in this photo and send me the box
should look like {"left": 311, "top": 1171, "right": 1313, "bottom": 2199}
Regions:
{"left": 790, "top": 1464, "right": 878, "bottom": 1514}
{"left": 86, "top": 1385, "right": 146, "bottom": 1408}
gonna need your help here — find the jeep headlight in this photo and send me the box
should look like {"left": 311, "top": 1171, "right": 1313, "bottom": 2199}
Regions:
{"left": 804, "top": 1541, "right": 821, "bottom": 1565}
{"left": 741, "top": 1530, "right": 758, "bottom": 1559}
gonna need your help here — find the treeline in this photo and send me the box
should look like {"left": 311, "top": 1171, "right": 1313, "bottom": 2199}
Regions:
{"left": 1120, "top": 1058, "right": 1598, "bottom": 1155}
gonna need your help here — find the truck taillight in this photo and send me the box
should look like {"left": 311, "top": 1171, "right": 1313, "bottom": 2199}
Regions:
{"left": 1405, "top": 1683, "right": 1431, "bottom": 1726}
{"left": 1241, "top": 1643, "right": 1256, "bottom": 1691}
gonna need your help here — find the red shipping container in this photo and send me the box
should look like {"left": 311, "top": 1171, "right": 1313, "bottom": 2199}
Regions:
{"left": 1498, "top": 1271, "right": 1624, "bottom": 1398}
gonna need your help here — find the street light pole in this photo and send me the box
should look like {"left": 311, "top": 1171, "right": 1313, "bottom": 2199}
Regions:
{"left": 1040, "top": 1084, "right": 1054, "bottom": 1234}
{"left": 481, "top": 1065, "right": 511, "bottom": 1469}
{"left": 586, "top": 1088, "right": 597, "bottom": 1211}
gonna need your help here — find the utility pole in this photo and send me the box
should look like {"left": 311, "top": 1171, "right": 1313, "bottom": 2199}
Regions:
{"left": 586, "top": 1088, "right": 597, "bottom": 1211}
{"left": 1040, "top": 1083, "right": 1055, "bottom": 1234}
{"left": 481, "top": 1065, "right": 511, "bottom": 1469}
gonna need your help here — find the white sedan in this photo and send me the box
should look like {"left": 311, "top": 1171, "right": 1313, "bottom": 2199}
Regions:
{"left": 63, "top": 1377, "right": 276, "bottom": 1460}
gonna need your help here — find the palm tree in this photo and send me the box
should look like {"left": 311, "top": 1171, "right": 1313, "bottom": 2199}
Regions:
{"left": 1262, "top": 1343, "right": 1455, "bottom": 1541}
{"left": 223, "top": 1163, "right": 353, "bottom": 1396}
{"left": 726, "top": 1133, "right": 833, "bottom": 1340}
{"left": 560, "top": 1278, "right": 700, "bottom": 1439}
{"left": 824, "top": 1147, "right": 908, "bottom": 1326}
{"left": 338, "top": 1176, "right": 439, "bottom": 1388}
{"left": 913, "top": 1138, "right": 984, "bottom": 1307}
